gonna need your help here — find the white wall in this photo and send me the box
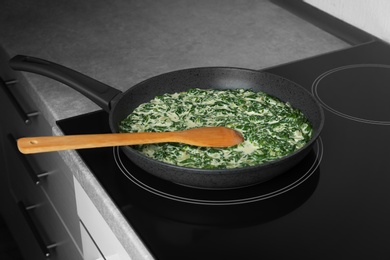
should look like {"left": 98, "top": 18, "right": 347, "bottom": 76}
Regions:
{"left": 304, "top": 0, "right": 390, "bottom": 42}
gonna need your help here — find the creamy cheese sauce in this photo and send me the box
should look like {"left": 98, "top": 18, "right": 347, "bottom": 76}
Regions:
{"left": 119, "top": 88, "right": 313, "bottom": 169}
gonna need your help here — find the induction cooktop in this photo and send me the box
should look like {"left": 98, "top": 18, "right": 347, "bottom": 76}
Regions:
{"left": 58, "top": 40, "right": 390, "bottom": 259}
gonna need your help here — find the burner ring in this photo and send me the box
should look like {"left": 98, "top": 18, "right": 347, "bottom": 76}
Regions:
{"left": 114, "top": 138, "right": 323, "bottom": 206}
{"left": 312, "top": 64, "right": 390, "bottom": 125}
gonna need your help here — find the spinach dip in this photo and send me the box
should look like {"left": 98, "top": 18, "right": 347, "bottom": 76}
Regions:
{"left": 119, "top": 88, "right": 312, "bottom": 169}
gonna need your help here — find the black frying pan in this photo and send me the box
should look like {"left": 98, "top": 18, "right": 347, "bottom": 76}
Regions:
{"left": 9, "top": 55, "right": 324, "bottom": 189}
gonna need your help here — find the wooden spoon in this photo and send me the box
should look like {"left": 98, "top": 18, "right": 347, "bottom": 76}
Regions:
{"left": 17, "top": 127, "right": 244, "bottom": 154}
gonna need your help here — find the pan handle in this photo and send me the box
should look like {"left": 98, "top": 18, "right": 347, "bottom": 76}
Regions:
{"left": 9, "top": 55, "right": 122, "bottom": 112}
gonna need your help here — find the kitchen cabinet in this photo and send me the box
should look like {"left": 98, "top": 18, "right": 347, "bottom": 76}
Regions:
{"left": 0, "top": 74, "right": 84, "bottom": 259}
{"left": 0, "top": 45, "right": 96, "bottom": 260}
{"left": 0, "top": 49, "right": 136, "bottom": 259}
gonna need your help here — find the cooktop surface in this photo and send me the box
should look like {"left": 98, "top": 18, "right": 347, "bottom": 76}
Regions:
{"left": 57, "top": 40, "right": 390, "bottom": 259}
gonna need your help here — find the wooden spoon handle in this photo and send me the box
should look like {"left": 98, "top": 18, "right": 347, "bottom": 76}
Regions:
{"left": 17, "top": 132, "right": 176, "bottom": 154}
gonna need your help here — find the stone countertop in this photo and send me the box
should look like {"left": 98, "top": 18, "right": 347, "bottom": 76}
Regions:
{"left": 0, "top": 0, "right": 349, "bottom": 259}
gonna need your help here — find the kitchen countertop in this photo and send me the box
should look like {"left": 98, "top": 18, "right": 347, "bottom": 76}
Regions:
{"left": 0, "top": 0, "right": 349, "bottom": 259}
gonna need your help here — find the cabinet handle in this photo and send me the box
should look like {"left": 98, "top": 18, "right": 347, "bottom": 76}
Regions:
{"left": 8, "top": 134, "right": 41, "bottom": 185}
{"left": 18, "top": 201, "right": 56, "bottom": 259}
{"left": 0, "top": 78, "right": 39, "bottom": 124}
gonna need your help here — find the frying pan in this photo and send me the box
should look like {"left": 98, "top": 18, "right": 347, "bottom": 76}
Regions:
{"left": 9, "top": 55, "right": 324, "bottom": 189}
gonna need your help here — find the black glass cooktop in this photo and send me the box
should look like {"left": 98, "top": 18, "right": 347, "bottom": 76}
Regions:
{"left": 57, "top": 40, "right": 390, "bottom": 259}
